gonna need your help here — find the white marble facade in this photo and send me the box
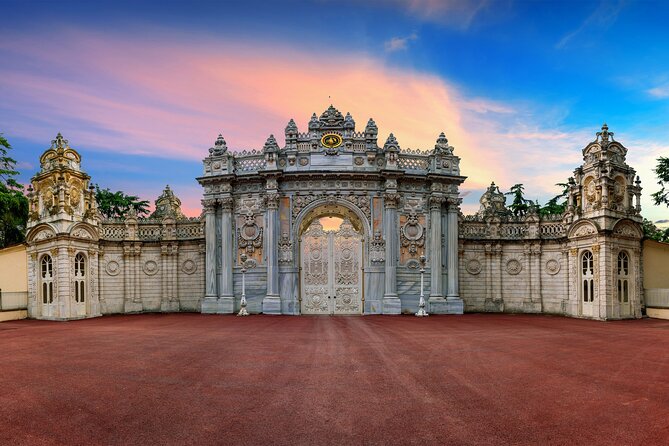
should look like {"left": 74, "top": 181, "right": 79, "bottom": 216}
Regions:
{"left": 24, "top": 111, "right": 644, "bottom": 321}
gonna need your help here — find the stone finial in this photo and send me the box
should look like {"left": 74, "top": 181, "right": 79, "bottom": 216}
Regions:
{"left": 319, "top": 104, "right": 344, "bottom": 128}
{"left": 151, "top": 184, "right": 185, "bottom": 219}
{"left": 51, "top": 132, "right": 69, "bottom": 150}
{"left": 365, "top": 118, "right": 378, "bottom": 137}
{"left": 285, "top": 118, "right": 298, "bottom": 134}
{"left": 383, "top": 133, "right": 400, "bottom": 152}
{"left": 263, "top": 134, "right": 280, "bottom": 153}
{"left": 596, "top": 123, "right": 614, "bottom": 145}
{"left": 478, "top": 181, "right": 509, "bottom": 217}
{"left": 209, "top": 134, "right": 228, "bottom": 156}
{"left": 433, "top": 132, "right": 452, "bottom": 155}
{"left": 343, "top": 112, "right": 355, "bottom": 130}
{"left": 308, "top": 113, "right": 320, "bottom": 131}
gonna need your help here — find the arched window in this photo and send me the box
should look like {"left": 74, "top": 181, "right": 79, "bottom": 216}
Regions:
{"left": 617, "top": 251, "right": 630, "bottom": 303}
{"left": 74, "top": 253, "right": 86, "bottom": 303}
{"left": 41, "top": 255, "right": 54, "bottom": 304}
{"left": 581, "top": 250, "right": 594, "bottom": 303}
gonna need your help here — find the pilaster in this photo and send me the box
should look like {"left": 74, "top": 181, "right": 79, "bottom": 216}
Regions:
{"left": 382, "top": 185, "right": 401, "bottom": 314}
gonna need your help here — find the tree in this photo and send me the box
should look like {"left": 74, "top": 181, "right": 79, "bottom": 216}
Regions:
{"left": 94, "top": 185, "right": 149, "bottom": 219}
{"left": 505, "top": 184, "right": 534, "bottom": 217}
{"left": 0, "top": 134, "right": 29, "bottom": 248}
{"left": 651, "top": 156, "right": 669, "bottom": 207}
{"left": 642, "top": 218, "right": 669, "bottom": 243}
{"left": 539, "top": 181, "right": 570, "bottom": 216}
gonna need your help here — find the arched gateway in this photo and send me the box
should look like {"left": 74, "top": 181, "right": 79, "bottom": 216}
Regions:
{"left": 197, "top": 105, "right": 466, "bottom": 315}
{"left": 23, "top": 109, "right": 644, "bottom": 321}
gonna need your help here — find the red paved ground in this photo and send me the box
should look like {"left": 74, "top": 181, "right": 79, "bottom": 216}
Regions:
{"left": 1, "top": 314, "right": 669, "bottom": 445}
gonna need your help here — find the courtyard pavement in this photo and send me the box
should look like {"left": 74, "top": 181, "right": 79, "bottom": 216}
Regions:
{"left": 1, "top": 313, "right": 668, "bottom": 445}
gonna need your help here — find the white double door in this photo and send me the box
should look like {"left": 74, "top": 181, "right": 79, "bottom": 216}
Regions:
{"left": 300, "top": 219, "right": 363, "bottom": 315}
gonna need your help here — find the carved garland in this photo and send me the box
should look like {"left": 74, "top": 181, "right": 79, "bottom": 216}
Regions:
{"left": 400, "top": 212, "right": 425, "bottom": 255}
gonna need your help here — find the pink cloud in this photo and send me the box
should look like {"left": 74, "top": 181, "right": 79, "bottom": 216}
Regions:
{"left": 5, "top": 28, "right": 655, "bottom": 219}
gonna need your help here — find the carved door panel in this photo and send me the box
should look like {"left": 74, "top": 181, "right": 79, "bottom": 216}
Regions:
{"left": 300, "top": 219, "right": 363, "bottom": 315}
{"left": 332, "top": 220, "right": 362, "bottom": 315}
{"left": 301, "top": 221, "right": 331, "bottom": 315}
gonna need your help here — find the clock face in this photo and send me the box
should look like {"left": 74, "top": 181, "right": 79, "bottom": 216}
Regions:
{"left": 321, "top": 133, "right": 342, "bottom": 149}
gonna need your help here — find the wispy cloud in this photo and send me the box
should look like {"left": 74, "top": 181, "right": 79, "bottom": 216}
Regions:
{"left": 378, "top": 0, "right": 490, "bottom": 30}
{"left": 647, "top": 82, "right": 669, "bottom": 98}
{"left": 385, "top": 33, "right": 418, "bottom": 52}
{"left": 1, "top": 27, "right": 664, "bottom": 220}
{"left": 556, "top": 0, "right": 626, "bottom": 49}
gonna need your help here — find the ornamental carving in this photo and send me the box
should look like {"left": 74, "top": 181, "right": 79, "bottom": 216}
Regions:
{"left": 181, "top": 258, "right": 198, "bottom": 275}
{"left": 573, "top": 223, "right": 596, "bottom": 238}
{"left": 466, "top": 258, "right": 482, "bottom": 275}
{"left": 237, "top": 214, "right": 263, "bottom": 254}
{"left": 400, "top": 213, "right": 425, "bottom": 255}
{"left": 369, "top": 231, "right": 386, "bottom": 264}
{"left": 71, "top": 227, "right": 92, "bottom": 239}
{"left": 545, "top": 258, "right": 561, "bottom": 275}
{"left": 278, "top": 232, "right": 293, "bottom": 265}
{"left": 104, "top": 255, "right": 122, "bottom": 276}
{"left": 613, "top": 223, "right": 638, "bottom": 238}
{"left": 506, "top": 258, "right": 522, "bottom": 275}
{"left": 33, "top": 229, "right": 55, "bottom": 241}
{"left": 292, "top": 193, "right": 371, "bottom": 221}
{"left": 143, "top": 258, "right": 160, "bottom": 276}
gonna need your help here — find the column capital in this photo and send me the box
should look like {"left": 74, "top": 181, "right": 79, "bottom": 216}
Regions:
{"left": 265, "top": 192, "right": 280, "bottom": 210}
{"left": 383, "top": 192, "right": 401, "bottom": 209}
{"left": 201, "top": 198, "right": 217, "bottom": 212}
{"left": 218, "top": 196, "right": 234, "bottom": 211}
{"left": 429, "top": 195, "right": 445, "bottom": 210}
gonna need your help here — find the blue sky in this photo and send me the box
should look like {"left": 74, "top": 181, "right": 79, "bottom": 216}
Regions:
{"left": 1, "top": 0, "right": 668, "bottom": 221}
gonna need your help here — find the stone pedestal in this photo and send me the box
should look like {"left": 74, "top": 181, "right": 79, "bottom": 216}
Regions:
{"left": 430, "top": 297, "right": 464, "bottom": 314}
{"left": 262, "top": 296, "right": 282, "bottom": 314}
{"left": 383, "top": 296, "right": 402, "bottom": 314}
{"left": 161, "top": 300, "right": 180, "bottom": 312}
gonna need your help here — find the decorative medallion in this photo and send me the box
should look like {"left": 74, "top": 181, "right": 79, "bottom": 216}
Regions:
{"left": 466, "top": 259, "right": 482, "bottom": 275}
{"left": 354, "top": 157, "right": 365, "bottom": 166}
{"left": 181, "top": 259, "right": 197, "bottom": 275}
{"left": 321, "top": 133, "right": 342, "bottom": 149}
{"left": 299, "top": 157, "right": 309, "bottom": 166}
{"left": 545, "top": 259, "right": 560, "bottom": 275}
{"left": 105, "top": 259, "right": 121, "bottom": 276}
{"left": 143, "top": 259, "right": 159, "bottom": 276}
{"left": 506, "top": 259, "right": 522, "bottom": 275}
{"left": 400, "top": 213, "right": 425, "bottom": 255}
{"left": 237, "top": 214, "right": 263, "bottom": 254}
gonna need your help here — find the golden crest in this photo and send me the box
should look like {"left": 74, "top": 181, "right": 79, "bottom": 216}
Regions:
{"left": 321, "top": 133, "right": 342, "bottom": 149}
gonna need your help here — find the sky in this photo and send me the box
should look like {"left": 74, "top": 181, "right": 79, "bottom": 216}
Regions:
{"left": 1, "top": 0, "right": 668, "bottom": 222}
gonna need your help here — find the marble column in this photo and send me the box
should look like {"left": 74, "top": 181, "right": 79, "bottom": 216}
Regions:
{"left": 446, "top": 202, "right": 460, "bottom": 299}
{"left": 201, "top": 199, "right": 218, "bottom": 313}
{"left": 218, "top": 196, "right": 234, "bottom": 313}
{"left": 429, "top": 195, "right": 444, "bottom": 301}
{"left": 382, "top": 191, "right": 401, "bottom": 314}
{"left": 263, "top": 192, "right": 281, "bottom": 314}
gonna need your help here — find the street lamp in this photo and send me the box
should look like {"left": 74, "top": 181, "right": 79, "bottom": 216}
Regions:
{"left": 237, "top": 253, "right": 250, "bottom": 316}
{"left": 415, "top": 255, "right": 428, "bottom": 317}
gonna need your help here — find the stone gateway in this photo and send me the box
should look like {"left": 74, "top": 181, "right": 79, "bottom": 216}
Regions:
{"left": 24, "top": 107, "right": 644, "bottom": 320}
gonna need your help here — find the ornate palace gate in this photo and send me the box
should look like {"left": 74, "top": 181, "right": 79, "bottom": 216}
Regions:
{"left": 300, "top": 219, "right": 363, "bottom": 315}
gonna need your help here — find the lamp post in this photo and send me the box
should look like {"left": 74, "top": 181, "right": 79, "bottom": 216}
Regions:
{"left": 237, "top": 253, "right": 250, "bottom": 316}
{"left": 415, "top": 255, "right": 428, "bottom": 317}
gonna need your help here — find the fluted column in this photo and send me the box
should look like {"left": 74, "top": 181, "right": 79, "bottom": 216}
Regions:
{"left": 219, "top": 196, "right": 234, "bottom": 301}
{"left": 383, "top": 190, "right": 401, "bottom": 314}
{"left": 446, "top": 200, "right": 460, "bottom": 299}
{"left": 429, "top": 195, "right": 444, "bottom": 300}
{"left": 263, "top": 192, "right": 281, "bottom": 314}
{"left": 203, "top": 200, "right": 217, "bottom": 299}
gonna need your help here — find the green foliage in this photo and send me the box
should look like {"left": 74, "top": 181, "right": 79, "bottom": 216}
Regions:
{"left": 642, "top": 218, "right": 669, "bottom": 243}
{"left": 651, "top": 156, "right": 669, "bottom": 207}
{"left": 539, "top": 182, "right": 570, "bottom": 216}
{"left": 0, "top": 134, "right": 29, "bottom": 248}
{"left": 504, "top": 183, "right": 534, "bottom": 217}
{"left": 95, "top": 185, "right": 149, "bottom": 219}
